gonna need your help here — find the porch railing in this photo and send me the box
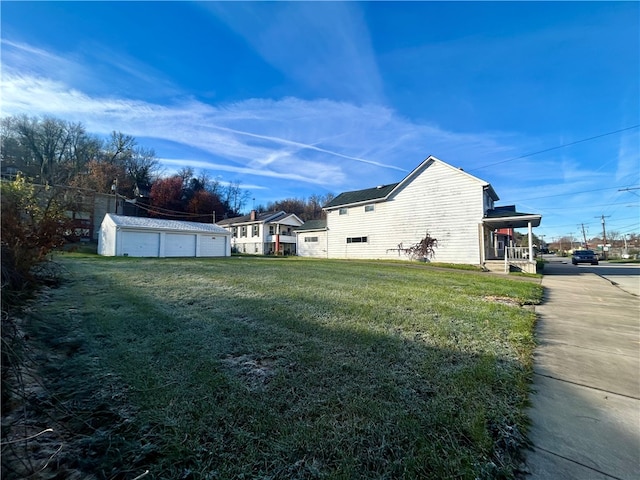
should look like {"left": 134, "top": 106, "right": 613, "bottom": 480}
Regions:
{"left": 505, "top": 246, "right": 535, "bottom": 272}
{"left": 506, "top": 246, "right": 532, "bottom": 261}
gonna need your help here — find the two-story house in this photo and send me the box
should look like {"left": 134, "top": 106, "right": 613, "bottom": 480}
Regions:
{"left": 295, "top": 156, "right": 541, "bottom": 272}
{"left": 218, "top": 210, "right": 304, "bottom": 255}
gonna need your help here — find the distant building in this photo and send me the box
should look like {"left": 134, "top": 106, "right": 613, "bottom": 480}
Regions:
{"left": 217, "top": 210, "right": 304, "bottom": 255}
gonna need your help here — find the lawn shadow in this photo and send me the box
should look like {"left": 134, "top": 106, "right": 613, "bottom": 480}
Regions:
{"left": 4, "top": 258, "right": 538, "bottom": 480}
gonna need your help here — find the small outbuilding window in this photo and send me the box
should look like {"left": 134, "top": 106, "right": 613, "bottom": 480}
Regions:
{"left": 339, "top": 208, "right": 348, "bottom": 215}
{"left": 364, "top": 205, "right": 375, "bottom": 212}
{"left": 305, "top": 236, "right": 319, "bottom": 242}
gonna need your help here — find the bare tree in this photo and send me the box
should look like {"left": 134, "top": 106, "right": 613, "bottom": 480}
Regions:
{"left": 126, "top": 147, "right": 159, "bottom": 186}
{"left": 104, "top": 131, "right": 136, "bottom": 164}
{"left": 3, "top": 115, "right": 101, "bottom": 184}
{"left": 223, "top": 180, "right": 250, "bottom": 216}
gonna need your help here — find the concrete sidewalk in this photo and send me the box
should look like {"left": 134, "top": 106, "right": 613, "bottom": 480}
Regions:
{"left": 525, "top": 261, "right": 640, "bottom": 479}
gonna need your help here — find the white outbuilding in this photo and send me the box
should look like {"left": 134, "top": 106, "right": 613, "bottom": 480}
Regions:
{"left": 98, "top": 214, "right": 231, "bottom": 258}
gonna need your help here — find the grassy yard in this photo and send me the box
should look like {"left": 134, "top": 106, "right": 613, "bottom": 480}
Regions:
{"left": 7, "top": 255, "right": 542, "bottom": 479}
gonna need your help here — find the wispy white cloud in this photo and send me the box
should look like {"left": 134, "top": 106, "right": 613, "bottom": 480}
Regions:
{"left": 616, "top": 132, "right": 640, "bottom": 184}
{"left": 5, "top": 37, "right": 636, "bottom": 238}
{"left": 159, "top": 157, "right": 342, "bottom": 186}
{"left": 200, "top": 2, "right": 384, "bottom": 104}
{"left": 1, "top": 61, "right": 519, "bottom": 196}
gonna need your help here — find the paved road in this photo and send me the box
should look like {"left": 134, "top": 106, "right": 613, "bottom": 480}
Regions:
{"left": 541, "top": 255, "right": 640, "bottom": 297}
{"left": 525, "top": 259, "right": 640, "bottom": 479}
{"left": 586, "top": 263, "right": 640, "bottom": 297}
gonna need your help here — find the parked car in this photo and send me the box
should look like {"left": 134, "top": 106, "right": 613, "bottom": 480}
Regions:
{"left": 572, "top": 250, "right": 599, "bottom": 265}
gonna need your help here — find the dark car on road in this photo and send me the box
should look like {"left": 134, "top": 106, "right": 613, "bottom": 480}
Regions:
{"left": 572, "top": 250, "right": 599, "bottom": 265}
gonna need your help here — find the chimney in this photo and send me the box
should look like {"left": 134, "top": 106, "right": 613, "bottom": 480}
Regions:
{"left": 250, "top": 210, "right": 257, "bottom": 221}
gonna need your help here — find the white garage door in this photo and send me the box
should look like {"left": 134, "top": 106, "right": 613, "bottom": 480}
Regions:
{"left": 199, "top": 235, "right": 227, "bottom": 257}
{"left": 165, "top": 233, "right": 197, "bottom": 257}
{"left": 121, "top": 231, "right": 160, "bottom": 257}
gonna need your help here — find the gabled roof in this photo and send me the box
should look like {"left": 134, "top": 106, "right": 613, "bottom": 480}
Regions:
{"left": 294, "top": 219, "right": 327, "bottom": 232}
{"left": 217, "top": 211, "right": 287, "bottom": 226}
{"left": 323, "top": 183, "right": 399, "bottom": 209}
{"left": 323, "top": 156, "right": 499, "bottom": 210}
{"left": 104, "top": 214, "right": 229, "bottom": 234}
{"left": 218, "top": 210, "right": 302, "bottom": 227}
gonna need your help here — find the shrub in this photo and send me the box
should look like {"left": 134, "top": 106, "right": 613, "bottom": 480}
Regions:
{"left": 1, "top": 175, "right": 74, "bottom": 304}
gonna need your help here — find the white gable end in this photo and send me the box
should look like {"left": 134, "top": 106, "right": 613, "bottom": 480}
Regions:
{"left": 324, "top": 157, "right": 487, "bottom": 264}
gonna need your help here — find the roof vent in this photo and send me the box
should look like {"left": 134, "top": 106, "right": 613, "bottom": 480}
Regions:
{"left": 376, "top": 185, "right": 385, "bottom": 189}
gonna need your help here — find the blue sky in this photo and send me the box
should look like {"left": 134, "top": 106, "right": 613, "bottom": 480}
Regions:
{"left": 1, "top": 1, "right": 638, "bottom": 242}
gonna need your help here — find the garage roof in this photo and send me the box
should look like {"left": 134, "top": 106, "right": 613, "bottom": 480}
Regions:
{"left": 105, "top": 214, "right": 229, "bottom": 234}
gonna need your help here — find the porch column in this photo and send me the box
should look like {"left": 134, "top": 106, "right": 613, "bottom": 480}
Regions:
{"left": 479, "top": 223, "right": 485, "bottom": 264}
{"left": 528, "top": 221, "right": 533, "bottom": 261}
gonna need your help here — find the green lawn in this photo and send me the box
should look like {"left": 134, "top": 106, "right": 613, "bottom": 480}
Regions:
{"left": 16, "top": 254, "right": 543, "bottom": 479}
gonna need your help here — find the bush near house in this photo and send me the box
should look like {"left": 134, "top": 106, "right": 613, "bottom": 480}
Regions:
{"left": 3, "top": 255, "right": 543, "bottom": 479}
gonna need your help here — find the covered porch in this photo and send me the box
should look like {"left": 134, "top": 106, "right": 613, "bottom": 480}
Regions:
{"left": 480, "top": 207, "right": 542, "bottom": 274}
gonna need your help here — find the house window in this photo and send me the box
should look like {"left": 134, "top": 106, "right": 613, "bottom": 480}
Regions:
{"left": 232, "top": 227, "right": 238, "bottom": 238}
{"left": 364, "top": 204, "right": 375, "bottom": 212}
{"left": 339, "top": 208, "right": 348, "bottom": 215}
{"left": 241, "top": 226, "right": 247, "bottom": 237}
{"left": 305, "top": 236, "right": 319, "bottom": 242}
{"left": 347, "top": 236, "right": 368, "bottom": 243}
{"left": 269, "top": 225, "right": 275, "bottom": 235}
{"left": 252, "top": 225, "right": 259, "bottom": 237}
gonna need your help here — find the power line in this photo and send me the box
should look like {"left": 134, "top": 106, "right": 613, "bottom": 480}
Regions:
{"left": 469, "top": 124, "right": 640, "bottom": 172}
{"left": 619, "top": 186, "right": 640, "bottom": 197}
{"left": 116, "top": 193, "right": 217, "bottom": 220}
{"left": 538, "top": 201, "right": 639, "bottom": 211}
{"left": 536, "top": 215, "right": 640, "bottom": 230}
{"left": 517, "top": 185, "right": 631, "bottom": 201}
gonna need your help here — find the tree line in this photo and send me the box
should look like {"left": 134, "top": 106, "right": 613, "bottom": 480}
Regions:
{"left": 1, "top": 115, "right": 333, "bottom": 222}
{"left": 0, "top": 115, "right": 252, "bottom": 221}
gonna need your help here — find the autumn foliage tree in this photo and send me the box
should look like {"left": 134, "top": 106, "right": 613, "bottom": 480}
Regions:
{"left": 187, "top": 189, "right": 225, "bottom": 223}
{"left": 1, "top": 175, "right": 74, "bottom": 297}
{"left": 261, "top": 193, "right": 334, "bottom": 221}
{"left": 68, "top": 160, "right": 131, "bottom": 195}
{"left": 149, "top": 176, "right": 184, "bottom": 217}
{"left": 148, "top": 175, "right": 225, "bottom": 222}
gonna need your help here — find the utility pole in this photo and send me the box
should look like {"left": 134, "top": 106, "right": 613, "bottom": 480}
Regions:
{"left": 580, "top": 223, "right": 589, "bottom": 249}
{"left": 596, "top": 215, "right": 611, "bottom": 260}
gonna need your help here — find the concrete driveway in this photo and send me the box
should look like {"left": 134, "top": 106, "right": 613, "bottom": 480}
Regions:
{"left": 525, "top": 258, "right": 640, "bottom": 479}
